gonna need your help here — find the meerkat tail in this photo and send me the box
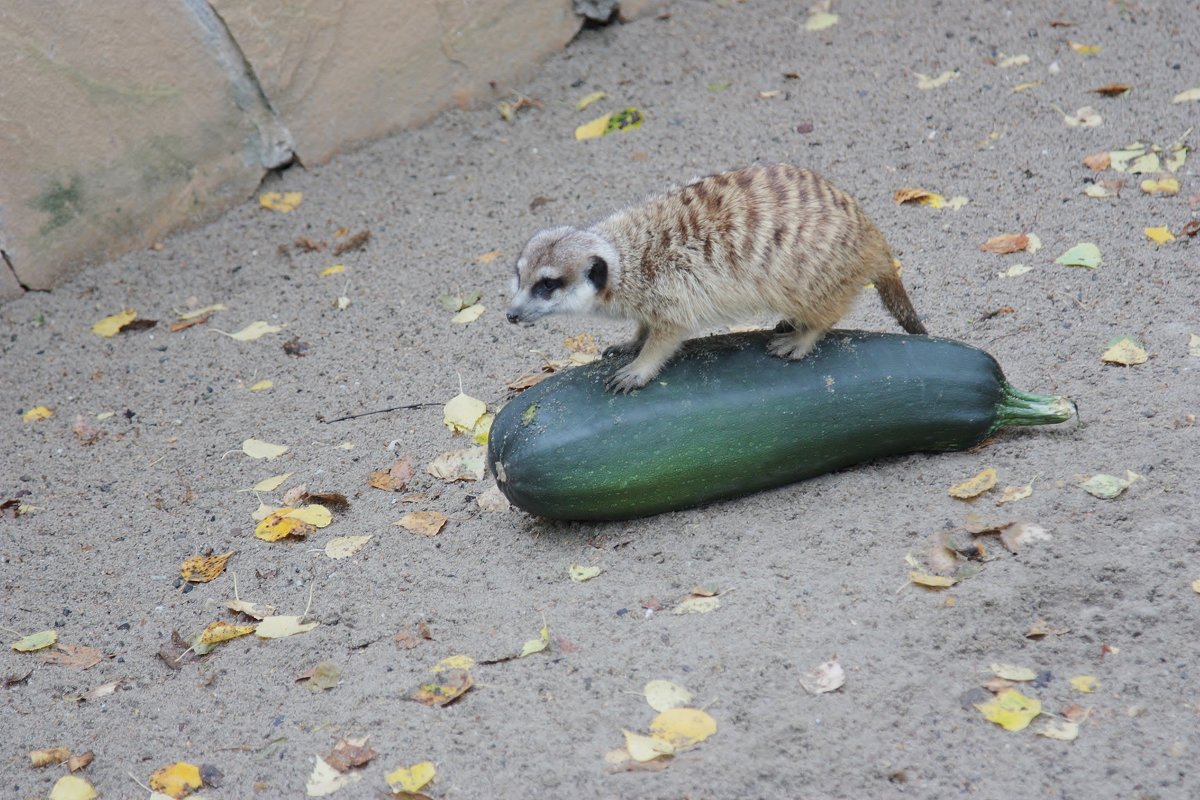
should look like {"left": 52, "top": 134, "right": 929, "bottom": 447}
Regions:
{"left": 874, "top": 263, "right": 927, "bottom": 335}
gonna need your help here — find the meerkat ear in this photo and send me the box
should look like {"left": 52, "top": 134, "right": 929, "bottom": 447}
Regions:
{"left": 586, "top": 256, "right": 608, "bottom": 290}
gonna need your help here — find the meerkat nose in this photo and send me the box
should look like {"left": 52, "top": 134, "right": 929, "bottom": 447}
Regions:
{"left": 506, "top": 311, "right": 520, "bottom": 324}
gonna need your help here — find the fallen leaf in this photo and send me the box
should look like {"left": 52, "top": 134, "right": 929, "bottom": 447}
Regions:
{"left": 799, "top": 657, "right": 846, "bottom": 694}
{"left": 255, "top": 615, "right": 319, "bottom": 639}
{"left": 369, "top": 457, "right": 415, "bottom": 491}
{"left": 1090, "top": 83, "right": 1131, "bottom": 96}
{"left": 644, "top": 680, "right": 693, "bottom": 712}
{"left": 1082, "top": 152, "right": 1111, "bottom": 170}
{"left": 331, "top": 230, "right": 370, "bottom": 255}
{"left": 324, "top": 735, "right": 374, "bottom": 770}
{"left": 48, "top": 776, "right": 97, "bottom": 800}
{"left": 575, "top": 107, "right": 643, "bottom": 140}
{"left": 305, "top": 757, "right": 360, "bottom": 797}
{"left": 219, "top": 321, "right": 283, "bottom": 341}
{"left": 149, "top": 762, "right": 203, "bottom": 798}
{"left": 427, "top": 447, "right": 485, "bottom": 482}
{"left": 671, "top": 595, "right": 721, "bottom": 614}
{"left": 996, "top": 484, "right": 1033, "bottom": 505}
{"left": 22, "top": 406, "right": 54, "bottom": 422}
{"left": 949, "top": 467, "right": 998, "bottom": 499}
{"left": 707, "top": 80, "right": 733, "bottom": 92}
{"left": 975, "top": 688, "right": 1042, "bottom": 731}
{"left": 386, "top": 761, "right": 437, "bottom": 794}
{"left": 411, "top": 667, "right": 473, "bottom": 706}
{"left": 991, "top": 663, "right": 1037, "bottom": 682}
{"left": 1026, "top": 619, "right": 1070, "bottom": 638}
{"left": 12, "top": 630, "right": 57, "bottom": 652}
{"left": 1189, "top": 333, "right": 1200, "bottom": 357}
{"left": 395, "top": 511, "right": 448, "bottom": 537}
{"left": 997, "top": 53, "right": 1030, "bottom": 68}
{"left": 67, "top": 751, "right": 94, "bottom": 772}
{"left": 249, "top": 379, "right": 273, "bottom": 392}
{"left": 1181, "top": 221, "right": 1200, "bottom": 238}
{"left": 444, "top": 393, "right": 487, "bottom": 433}
{"left": 225, "top": 598, "right": 275, "bottom": 620}
{"left": 650, "top": 707, "right": 718, "bottom": 749}
{"left": 1173, "top": 87, "right": 1200, "bottom": 104}
{"left": 1012, "top": 80, "right": 1043, "bottom": 93}
{"left": 1054, "top": 243, "right": 1101, "bottom": 268}
{"left": 196, "top": 620, "right": 255, "bottom": 647}
{"left": 324, "top": 535, "right": 371, "bottom": 559}
{"left": 576, "top": 90, "right": 607, "bottom": 111}
{"left": 318, "top": 264, "right": 345, "bottom": 277}
{"left": 254, "top": 511, "right": 313, "bottom": 541}
{"left": 259, "top": 191, "right": 302, "bottom": 212}
{"left": 909, "top": 571, "right": 957, "bottom": 588}
{"left": 980, "top": 233, "right": 1030, "bottom": 254}
{"left": 91, "top": 309, "right": 138, "bottom": 337}
{"left": 1146, "top": 226, "right": 1177, "bottom": 246}
{"left": 1067, "top": 40, "right": 1101, "bottom": 55}
{"left": 477, "top": 485, "right": 511, "bottom": 512}
{"left": 30, "top": 747, "right": 72, "bottom": 767}
{"left": 42, "top": 643, "right": 103, "bottom": 669}
{"left": 569, "top": 563, "right": 602, "bottom": 582}
{"left": 520, "top": 621, "right": 551, "bottom": 657}
{"left": 1140, "top": 177, "right": 1180, "bottom": 196}
{"left": 1101, "top": 336, "right": 1148, "bottom": 366}
{"left": 894, "top": 187, "right": 946, "bottom": 207}
{"left": 1000, "top": 522, "right": 1050, "bottom": 553}
{"left": 432, "top": 654, "right": 475, "bottom": 672}
{"left": 804, "top": 10, "right": 838, "bottom": 30}
{"left": 180, "top": 551, "right": 233, "bottom": 583}
{"left": 158, "top": 631, "right": 196, "bottom": 670}
{"left": 243, "top": 438, "right": 288, "bottom": 460}
{"left": 1036, "top": 719, "right": 1080, "bottom": 740}
{"left": 1069, "top": 675, "right": 1098, "bottom": 693}
{"left": 623, "top": 730, "right": 674, "bottom": 762}
{"left": 1080, "top": 470, "right": 1141, "bottom": 499}
{"left": 1062, "top": 106, "right": 1102, "bottom": 127}
{"left": 450, "top": 303, "right": 486, "bottom": 324}
{"left": 915, "top": 70, "right": 958, "bottom": 90}
{"left": 80, "top": 680, "right": 121, "bottom": 702}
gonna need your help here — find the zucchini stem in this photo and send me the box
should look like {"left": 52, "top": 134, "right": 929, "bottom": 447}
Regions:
{"left": 991, "top": 382, "right": 1076, "bottom": 433}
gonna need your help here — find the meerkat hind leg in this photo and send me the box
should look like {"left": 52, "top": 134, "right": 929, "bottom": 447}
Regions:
{"left": 768, "top": 321, "right": 825, "bottom": 360}
{"left": 607, "top": 326, "right": 686, "bottom": 393}
{"left": 603, "top": 322, "right": 649, "bottom": 358}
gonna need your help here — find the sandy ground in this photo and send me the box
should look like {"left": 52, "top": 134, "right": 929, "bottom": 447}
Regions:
{"left": 3, "top": 1, "right": 1199, "bottom": 797}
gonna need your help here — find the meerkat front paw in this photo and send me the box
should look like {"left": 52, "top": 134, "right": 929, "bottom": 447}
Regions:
{"left": 602, "top": 339, "right": 642, "bottom": 358}
{"left": 605, "top": 363, "right": 654, "bottom": 393}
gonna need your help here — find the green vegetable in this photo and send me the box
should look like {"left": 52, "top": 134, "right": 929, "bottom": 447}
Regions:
{"left": 487, "top": 330, "right": 1075, "bottom": 521}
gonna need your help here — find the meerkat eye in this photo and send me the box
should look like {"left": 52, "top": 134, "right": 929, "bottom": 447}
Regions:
{"left": 533, "top": 277, "right": 563, "bottom": 299}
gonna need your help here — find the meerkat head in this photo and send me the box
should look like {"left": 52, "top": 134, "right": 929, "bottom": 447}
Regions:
{"left": 506, "top": 226, "right": 618, "bottom": 324}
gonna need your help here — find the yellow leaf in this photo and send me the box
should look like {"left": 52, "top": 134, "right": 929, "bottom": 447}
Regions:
{"left": 91, "top": 308, "right": 138, "bottom": 337}
{"left": 48, "top": 775, "right": 97, "bottom": 800}
{"left": 520, "top": 622, "right": 550, "bottom": 657}
{"left": 286, "top": 504, "right": 332, "bottom": 527}
{"left": 411, "top": 668, "right": 473, "bottom": 706}
{"left": 623, "top": 730, "right": 674, "bottom": 761}
{"left": 395, "top": 510, "right": 448, "bottom": 537}
{"left": 569, "top": 563, "right": 602, "bottom": 582}
{"left": 386, "top": 761, "right": 437, "bottom": 794}
{"left": 335, "top": 295, "right": 351, "bottom": 310}
{"left": 180, "top": 551, "right": 233, "bottom": 583}
{"left": 220, "top": 320, "right": 283, "bottom": 341}
{"left": 319, "top": 264, "right": 345, "bottom": 277}
{"left": 1069, "top": 675, "right": 1098, "bottom": 693}
{"left": 915, "top": 70, "right": 958, "bottom": 90}
{"left": 30, "top": 746, "right": 72, "bottom": 767}
{"left": 255, "top": 509, "right": 313, "bottom": 541}
{"left": 1036, "top": 720, "right": 1080, "bottom": 740}
{"left": 991, "top": 663, "right": 1037, "bottom": 682}
{"left": 1191, "top": 578, "right": 1200, "bottom": 593}
{"left": 909, "top": 571, "right": 957, "bottom": 588}
{"left": 450, "top": 303, "right": 486, "bottom": 324}
{"left": 224, "top": 598, "right": 275, "bottom": 620}
{"left": 1080, "top": 470, "right": 1142, "bottom": 499}
{"left": 1140, "top": 177, "right": 1180, "bottom": 196}
{"left": 1173, "top": 87, "right": 1200, "bottom": 104}
{"left": 1144, "top": 227, "right": 1175, "bottom": 245}
{"left": 471, "top": 412, "right": 493, "bottom": 445}
{"left": 432, "top": 654, "right": 476, "bottom": 673}
{"left": 974, "top": 688, "right": 1042, "bottom": 731}
{"left": 949, "top": 467, "right": 998, "bottom": 499}
{"left": 1012, "top": 80, "right": 1042, "bottom": 93}
{"left": 996, "top": 484, "right": 1033, "bottom": 504}
{"left": 12, "top": 630, "right": 57, "bottom": 652}
{"left": 177, "top": 303, "right": 226, "bottom": 320}
{"left": 252, "top": 472, "right": 293, "bottom": 492}
{"left": 254, "top": 615, "right": 318, "bottom": 639}
{"left": 575, "top": 107, "right": 643, "bottom": 140}
{"left": 1067, "top": 40, "right": 1101, "bottom": 55}
{"left": 576, "top": 112, "right": 613, "bottom": 140}
{"left": 650, "top": 707, "right": 718, "bottom": 749}
{"left": 1101, "top": 336, "right": 1148, "bottom": 366}
{"left": 804, "top": 10, "right": 839, "bottom": 31}
{"left": 22, "top": 405, "right": 54, "bottom": 422}
{"left": 444, "top": 392, "right": 487, "bottom": 433}
{"left": 997, "top": 53, "right": 1030, "bottom": 68}
{"left": 242, "top": 438, "right": 289, "bottom": 460}
{"left": 197, "top": 620, "right": 255, "bottom": 645}
{"left": 1054, "top": 242, "right": 1102, "bottom": 268}
{"left": 644, "top": 680, "right": 693, "bottom": 712}
{"left": 893, "top": 187, "right": 946, "bottom": 207}
{"left": 576, "top": 90, "right": 607, "bottom": 111}
{"left": 671, "top": 595, "right": 721, "bottom": 614}
{"left": 259, "top": 191, "right": 303, "bottom": 212}
{"left": 249, "top": 379, "right": 273, "bottom": 392}
{"left": 148, "top": 761, "right": 203, "bottom": 798}
{"left": 324, "top": 535, "right": 371, "bottom": 559}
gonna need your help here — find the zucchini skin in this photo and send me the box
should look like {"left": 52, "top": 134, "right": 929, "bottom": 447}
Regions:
{"left": 488, "top": 330, "right": 1063, "bottom": 521}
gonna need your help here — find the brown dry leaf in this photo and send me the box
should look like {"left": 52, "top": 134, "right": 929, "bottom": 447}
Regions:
{"left": 1026, "top": 619, "right": 1071, "bottom": 639}
{"left": 80, "top": 680, "right": 121, "bottom": 702}
{"left": 158, "top": 630, "right": 196, "bottom": 670}
{"left": 180, "top": 551, "right": 234, "bottom": 583}
{"left": 369, "top": 457, "right": 415, "bottom": 491}
{"left": 799, "top": 657, "right": 846, "bottom": 694}
{"left": 296, "top": 490, "right": 350, "bottom": 511}
{"left": 42, "top": 643, "right": 103, "bottom": 670}
{"left": 169, "top": 315, "right": 210, "bottom": 332}
{"left": 508, "top": 370, "right": 554, "bottom": 391}
{"left": 72, "top": 415, "right": 103, "bottom": 445}
{"left": 894, "top": 187, "right": 942, "bottom": 206}
{"left": 1090, "top": 83, "right": 1131, "bottom": 96}
{"left": 332, "top": 229, "right": 370, "bottom": 256}
{"left": 949, "top": 468, "right": 998, "bottom": 499}
{"left": 999, "top": 522, "right": 1050, "bottom": 553}
{"left": 411, "top": 667, "right": 473, "bottom": 707}
{"left": 1082, "top": 151, "right": 1111, "bottom": 170}
{"left": 395, "top": 511, "right": 449, "bottom": 537}
{"left": 324, "top": 736, "right": 376, "bottom": 772}
{"left": 1181, "top": 220, "right": 1200, "bottom": 238}
{"left": 980, "top": 233, "right": 1029, "bottom": 254}
{"left": 31, "top": 747, "right": 72, "bottom": 767}
{"left": 67, "top": 751, "right": 94, "bottom": 772}
{"left": 294, "top": 236, "right": 325, "bottom": 252}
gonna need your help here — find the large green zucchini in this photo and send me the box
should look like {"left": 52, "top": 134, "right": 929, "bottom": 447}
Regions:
{"left": 487, "top": 330, "right": 1074, "bottom": 521}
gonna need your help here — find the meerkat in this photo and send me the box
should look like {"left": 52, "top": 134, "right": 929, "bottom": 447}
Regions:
{"left": 506, "top": 163, "right": 927, "bottom": 393}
